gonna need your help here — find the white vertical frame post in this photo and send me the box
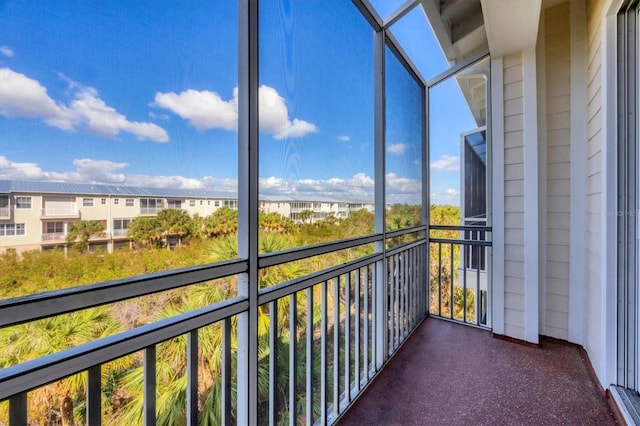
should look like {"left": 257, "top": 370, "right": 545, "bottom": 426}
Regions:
{"left": 423, "top": 78, "right": 430, "bottom": 317}
{"left": 603, "top": 0, "right": 624, "bottom": 388}
{"left": 569, "top": 0, "right": 587, "bottom": 345}
{"left": 374, "top": 27, "right": 388, "bottom": 370}
{"left": 491, "top": 57, "right": 505, "bottom": 336}
{"left": 237, "top": 0, "right": 260, "bottom": 423}
{"left": 523, "top": 46, "right": 540, "bottom": 344}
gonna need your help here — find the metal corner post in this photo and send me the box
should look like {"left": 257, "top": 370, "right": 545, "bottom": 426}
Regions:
{"left": 374, "top": 28, "right": 387, "bottom": 370}
{"left": 237, "top": 0, "right": 260, "bottom": 423}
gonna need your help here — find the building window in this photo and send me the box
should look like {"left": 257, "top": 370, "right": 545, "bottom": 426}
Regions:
{"left": 114, "top": 199, "right": 119, "bottom": 205}
{"left": 189, "top": 200, "right": 196, "bottom": 207}
{"left": 46, "top": 222, "right": 64, "bottom": 234}
{"left": 200, "top": 200, "right": 203, "bottom": 205}
{"left": 113, "top": 218, "right": 132, "bottom": 237}
{"left": 0, "top": 223, "right": 25, "bottom": 236}
{"left": 214, "top": 200, "right": 219, "bottom": 207}
{"left": 167, "top": 199, "right": 182, "bottom": 209}
{"left": 126, "top": 199, "right": 134, "bottom": 207}
{"left": 83, "top": 198, "right": 94, "bottom": 207}
{"left": 101, "top": 198, "right": 107, "bottom": 205}
{"left": 15, "top": 196, "right": 32, "bottom": 209}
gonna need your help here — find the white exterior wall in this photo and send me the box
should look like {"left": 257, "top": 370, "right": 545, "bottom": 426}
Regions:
{"left": 583, "top": 0, "right": 618, "bottom": 387}
{"left": 542, "top": 2, "right": 571, "bottom": 341}
{"left": 502, "top": 52, "right": 526, "bottom": 340}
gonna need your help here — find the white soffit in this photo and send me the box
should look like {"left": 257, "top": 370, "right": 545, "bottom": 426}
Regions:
{"left": 480, "top": 0, "right": 542, "bottom": 58}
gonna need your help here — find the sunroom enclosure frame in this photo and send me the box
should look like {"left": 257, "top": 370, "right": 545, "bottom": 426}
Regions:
{"left": 0, "top": 1, "right": 492, "bottom": 425}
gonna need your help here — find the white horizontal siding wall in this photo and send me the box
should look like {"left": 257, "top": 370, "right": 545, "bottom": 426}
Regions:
{"left": 543, "top": 2, "right": 571, "bottom": 341}
{"left": 503, "top": 53, "right": 526, "bottom": 340}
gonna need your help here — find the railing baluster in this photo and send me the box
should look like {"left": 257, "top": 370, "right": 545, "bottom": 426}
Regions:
{"left": 363, "top": 264, "right": 369, "bottom": 381}
{"left": 306, "top": 287, "right": 313, "bottom": 426}
{"left": 144, "top": 345, "right": 156, "bottom": 426}
{"left": 391, "top": 254, "right": 395, "bottom": 349}
{"left": 222, "top": 318, "right": 232, "bottom": 426}
{"left": 321, "top": 281, "right": 327, "bottom": 425}
{"left": 476, "top": 244, "right": 481, "bottom": 326}
{"left": 289, "top": 292, "right": 297, "bottom": 426}
{"left": 355, "top": 267, "right": 361, "bottom": 394}
{"left": 187, "top": 330, "right": 198, "bottom": 426}
{"left": 344, "top": 272, "right": 351, "bottom": 403}
{"left": 400, "top": 252, "right": 405, "bottom": 338}
{"left": 87, "top": 365, "right": 101, "bottom": 426}
{"left": 333, "top": 277, "right": 340, "bottom": 418}
{"left": 9, "top": 393, "right": 27, "bottom": 426}
{"left": 269, "top": 301, "right": 278, "bottom": 426}
{"left": 438, "top": 242, "right": 442, "bottom": 316}
{"left": 463, "top": 243, "right": 468, "bottom": 323}
{"left": 450, "top": 243, "right": 454, "bottom": 320}
{"left": 395, "top": 253, "right": 400, "bottom": 349}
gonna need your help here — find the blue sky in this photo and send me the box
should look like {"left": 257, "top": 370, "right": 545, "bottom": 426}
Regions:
{"left": 0, "top": 0, "right": 477, "bottom": 205}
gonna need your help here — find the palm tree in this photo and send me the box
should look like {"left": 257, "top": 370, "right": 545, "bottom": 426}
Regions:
{"left": 0, "top": 308, "right": 126, "bottom": 426}
{"left": 156, "top": 209, "right": 194, "bottom": 247}
{"left": 202, "top": 207, "right": 238, "bottom": 238}
{"left": 128, "top": 216, "right": 163, "bottom": 248}
{"left": 66, "top": 220, "right": 105, "bottom": 252}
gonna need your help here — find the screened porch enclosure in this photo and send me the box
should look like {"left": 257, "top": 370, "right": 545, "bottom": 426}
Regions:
{"left": 0, "top": 0, "right": 493, "bottom": 425}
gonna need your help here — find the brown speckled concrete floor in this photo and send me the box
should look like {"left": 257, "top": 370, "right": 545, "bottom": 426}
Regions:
{"left": 338, "top": 318, "right": 617, "bottom": 426}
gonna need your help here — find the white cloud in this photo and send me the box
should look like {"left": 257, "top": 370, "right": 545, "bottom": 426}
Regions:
{"left": 152, "top": 88, "right": 237, "bottom": 131}
{"left": 387, "top": 143, "right": 408, "bottom": 155}
{"left": 153, "top": 85, "right": 318, "bottom": 139}
{"left": 0, "top": 156, "right": 203, "bottom": 190}
{"left": 430, "top": 154, "right": 460, "bottom": 172}
{"left": 337, "top": 135, "right": 350, "bottom": 142}
{"left": 0, "top": 156, "right": 48, "bottom": 180}
{"left": 0, "top": 46, "right": 15, "bottom": 58}
{"left": 1, "top": 155, "right": 423, "bottom": 204}
{"left": 0, "top": 68, "right": 169, "bottom": 142}
{"left": 260, "top": 172, "right": 375, "bottom": 201}
{"left": 431, "top": 188, "right": 460, "bottom": 205}
{"left": 149, "top": 111, "right": 170, "bottom": 121}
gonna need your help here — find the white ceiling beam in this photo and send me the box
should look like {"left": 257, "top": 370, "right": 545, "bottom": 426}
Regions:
{"left": 420, "top": 0, "right": 456, "bottom": 62}
{"left": 480, "top": 0, "right": 542, "bottom": 57}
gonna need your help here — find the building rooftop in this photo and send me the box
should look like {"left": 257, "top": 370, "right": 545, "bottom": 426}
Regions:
{"left": 0, "top": 179, "right": 235, "bottom": 199}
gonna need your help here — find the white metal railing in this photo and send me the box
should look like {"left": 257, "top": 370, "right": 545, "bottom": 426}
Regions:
{"left": 0, "top": 207, "right": 9, "bottom": 218}
{"left": 0, "top": 231, "right": 427, "bottom": 425}
{"left": 41, "top": 232, "right": 66, "bottom": 242}
{"left": 429, "top": 225, "right": 492, "bottom": 328}
{"left": 41, "top": 206, "right": 79, "bottom": 217}
{"left": 139, "top": 207, "right": 161, "bottom": 215}
{"left": 111, "top": 229, "right": 129, "bottom": 237}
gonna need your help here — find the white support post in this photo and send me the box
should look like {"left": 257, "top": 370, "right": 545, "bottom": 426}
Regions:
{"left": 490, "top": 57, "right": 505, "bottom": 336}
{"left": 523, "top": 46, "right": 540, "bottom": 344}
{"left": 568, "top": 0, "right": 587, "bottom": 345}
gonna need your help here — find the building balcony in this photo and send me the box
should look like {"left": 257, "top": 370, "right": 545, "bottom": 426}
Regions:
{"left": 111, "top": 229, "right": 129, "bottom": 238}
{"left": 139, "top": 207, "right": 161, "bottom": 215}
{"left": 40, "top": 207, "right": 80, "bottom": 219}
{"left": 0, "top": 207, "right": 10, "bottom": 219}
{"left": 41, "top": 232, "right": 67, "bottom": 242}
{"left": 0, "top": 224, "right": 625, "bottom": 425}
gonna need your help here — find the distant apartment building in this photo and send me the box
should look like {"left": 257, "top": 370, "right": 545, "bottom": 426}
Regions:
{"left": 0, "top": 180, "right": 374, "bottom": 254}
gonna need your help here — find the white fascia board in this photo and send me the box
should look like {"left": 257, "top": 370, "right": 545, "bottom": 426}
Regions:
{"left": 481, "top": 0, "right": 542, "bottom": 58}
